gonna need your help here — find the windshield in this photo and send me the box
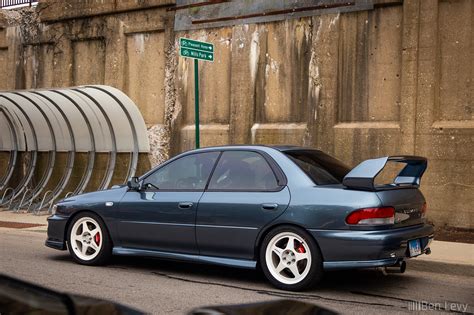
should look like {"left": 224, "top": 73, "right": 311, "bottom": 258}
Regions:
{"left": 283, "top": 150, "right": 351, "bottom": 185}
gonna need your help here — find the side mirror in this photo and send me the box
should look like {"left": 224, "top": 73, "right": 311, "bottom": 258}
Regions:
{"left": 127, "top": 176, "right": 141, "bottom": 191}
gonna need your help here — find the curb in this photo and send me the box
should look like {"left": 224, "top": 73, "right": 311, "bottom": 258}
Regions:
{"left": 408, "top": 259, "right": 474, "bottom": 277}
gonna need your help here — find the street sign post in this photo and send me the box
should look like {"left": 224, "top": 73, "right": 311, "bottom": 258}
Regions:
{"left": 179, "top": 38, "right": 214, "bottom": 149}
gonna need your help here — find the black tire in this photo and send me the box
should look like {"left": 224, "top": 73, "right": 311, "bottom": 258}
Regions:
{"left": 67, "top": 212, "right": 112, "bottom": 266}
{"left": 259, "top": 225, "right": 323, "bottom": 291}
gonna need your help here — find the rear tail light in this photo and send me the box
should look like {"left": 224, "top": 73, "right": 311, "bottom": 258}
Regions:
{"left": 346, "top": 207, "right": 395, "bottom": 225}
{"left": 421, "top": 202, "right": 427, "bottom": 218}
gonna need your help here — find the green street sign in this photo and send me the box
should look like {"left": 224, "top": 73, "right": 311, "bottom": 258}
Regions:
{"left": 179, "top": 38, "right": 214, "bottom": 62}
{"left": 180, "top": 47, "right": 214, "bottom": 62}
{"left": 179, "top": 38, "right": 215, "bottom": 149}
{"left": 180, "top": 38, "right": 214, "bottom": 53}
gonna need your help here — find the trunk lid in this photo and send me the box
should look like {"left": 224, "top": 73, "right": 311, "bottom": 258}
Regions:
{"left": 343, "top": 155, "right": 428, "bottom": 228}
{"left": 376, "top": 188, "right": 426, "bottom": 228}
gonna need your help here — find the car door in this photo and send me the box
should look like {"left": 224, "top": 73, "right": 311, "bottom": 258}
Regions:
{"left": 117, "top": 151, "right": 220, "bottom": 254}
{"left": 196, "top": 150, "right": 290, "bottom": 260}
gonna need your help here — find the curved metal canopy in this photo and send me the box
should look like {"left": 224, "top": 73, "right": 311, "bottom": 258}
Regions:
{"left": 0, "top": 85, "right": 150, "bottom": 212}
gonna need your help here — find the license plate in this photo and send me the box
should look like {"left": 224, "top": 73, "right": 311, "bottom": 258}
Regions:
{"left": 408, "top": 239, "right": 422, "bottom": 257}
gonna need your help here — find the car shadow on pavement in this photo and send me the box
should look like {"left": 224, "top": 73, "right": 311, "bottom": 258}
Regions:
{"left": 112, "top": 256, "right": 267, "bottom": 285}
{"left": 50, "top": 253, "right": 415, "bottom": 294}
{"left": 321, "top": 269, "right": 415, "bottom": 291}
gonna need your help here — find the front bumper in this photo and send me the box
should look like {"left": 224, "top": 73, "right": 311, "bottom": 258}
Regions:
{"left": 45, "top": 214, "right": 69, "bottom": 250}
{"left": 309, "top": 223, "right": 434, "bottom": 270}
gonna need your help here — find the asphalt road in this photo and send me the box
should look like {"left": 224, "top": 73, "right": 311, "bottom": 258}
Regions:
{"left": 1, "top": 228, "right": 473, "bottom": 314}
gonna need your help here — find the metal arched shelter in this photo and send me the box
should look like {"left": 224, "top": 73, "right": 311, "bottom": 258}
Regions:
{"left": 0, "top": 85, "right": 150, "bottom": 213}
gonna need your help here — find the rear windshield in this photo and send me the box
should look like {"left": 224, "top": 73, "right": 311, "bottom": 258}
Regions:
{"left": 283, "top": 150, "right": 351, "bottom": 185}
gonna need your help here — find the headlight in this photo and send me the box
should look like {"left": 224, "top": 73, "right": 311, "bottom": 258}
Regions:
{"left": 51, "top": 204, "right": 58, "bottom": 215}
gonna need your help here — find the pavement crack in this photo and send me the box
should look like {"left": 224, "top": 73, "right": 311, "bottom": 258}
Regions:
{"left": 150, "top": 271, "right": 405, "bottom": 310}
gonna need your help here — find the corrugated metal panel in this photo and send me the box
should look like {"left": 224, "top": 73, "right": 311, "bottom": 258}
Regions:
{"left": 0, "top": 111, "right": 16, "bottom": 150}
{"left": 0, "top": 85, "right": 149, "bottom": 153}
{"left": 174, "top": 0, "right": 374, "bottom": 31}
{"left": 0, "top": 94, "right": 37, "bottom": 151}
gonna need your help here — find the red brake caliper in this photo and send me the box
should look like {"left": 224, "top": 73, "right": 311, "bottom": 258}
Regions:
{"left": 296, "top": 243, "right": 306, "bottom": 253}
{"left": 94, "top": 233, "right": 100, "bottom": 245}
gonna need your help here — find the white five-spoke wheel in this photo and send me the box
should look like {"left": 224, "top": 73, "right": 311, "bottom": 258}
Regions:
{"left": 67, "top": 212, "right": 112, "bottom": 265}
{"left": 260, "top": 226, "right": 323, "bottom": 291}
{"left": 265, "top": 232, "right": 312, "bottom": 285}
{"left": 70, "top": 217, "right": 103, "bottom": 261}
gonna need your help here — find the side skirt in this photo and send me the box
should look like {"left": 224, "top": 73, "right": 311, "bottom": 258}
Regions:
{"left": 112, "top": 247, "right": 257, "bottom": 269}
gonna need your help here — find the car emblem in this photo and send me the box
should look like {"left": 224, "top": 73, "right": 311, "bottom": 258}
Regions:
{"left": 402, "top": 208, "right": 418, "bottom": 214}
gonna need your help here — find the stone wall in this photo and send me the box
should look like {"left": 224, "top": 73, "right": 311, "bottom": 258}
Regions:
{"left": 0, "top": 0, "right": 472, "bottom": 229}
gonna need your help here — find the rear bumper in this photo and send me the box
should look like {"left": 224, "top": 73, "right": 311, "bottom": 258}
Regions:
{"left": 310, "top": 224, "right": 434, "bottom": 270}
{"left": 45, "top": 214, "right": 68, "bottom": 251}
{"left": 323, "top": 258, "right": 399, "bottom": 270}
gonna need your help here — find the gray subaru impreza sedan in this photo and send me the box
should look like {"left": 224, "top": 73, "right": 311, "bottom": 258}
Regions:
{"left": 46, "top": 145, "right": 434, "bottom": 291}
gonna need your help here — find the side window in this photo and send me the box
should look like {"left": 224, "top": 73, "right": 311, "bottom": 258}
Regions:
{"left": 143, "top": 152, "right": 219, "bottom": 190}
{"left": 208, "top": 151, "right": 279, "bottom": 191}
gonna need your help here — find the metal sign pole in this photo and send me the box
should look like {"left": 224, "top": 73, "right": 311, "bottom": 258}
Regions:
{"left": 194, "top": 59, "right": 200, "bottom": 149}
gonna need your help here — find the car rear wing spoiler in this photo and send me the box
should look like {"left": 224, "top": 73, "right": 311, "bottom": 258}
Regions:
{"left": 342, "top": 156, "right": 427, "bottom": 191}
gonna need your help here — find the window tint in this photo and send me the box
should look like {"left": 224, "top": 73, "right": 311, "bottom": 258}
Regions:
{"left": 208, "top": 151, "right": 279, "bottom": 191}
{"left": 143, "top": 152, "right": 219, "bottom": 190}
{"left": 284, "top": 150, "right": 350, "bottom": 185}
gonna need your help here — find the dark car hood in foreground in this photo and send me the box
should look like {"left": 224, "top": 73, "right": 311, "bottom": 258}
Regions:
{"left": 190, "top": 299, "right": 337, "bottom": 315}
{"left": 0, "top": 275, "right": 143, "bottom": 315}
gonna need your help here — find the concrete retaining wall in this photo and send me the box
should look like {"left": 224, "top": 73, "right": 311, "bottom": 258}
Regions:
{"left": 0, "top": 0, "right": 472, "bottom": 229}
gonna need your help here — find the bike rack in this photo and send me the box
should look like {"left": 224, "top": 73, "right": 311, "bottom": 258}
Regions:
{"left": 36, "top": 190, "right": 52, "bottom": 215}
{"left": 25, "top": 195, "right": 35, "bottom": 213}
{"left": 47, "top": 197, "right": 56, "bottom": 214}
{"left": 88, "top": 86, "right": 140, "bottom": 184}
{"left": 1, "top": 187, "right": 14, "bottom": 207}
{"left": 15, "top": 188, "right": 31, "bottom": 213}
{"left": 0, "top": 106, "right": 18, "bottom": 191}
{"left": 32, "top": 91, "right": 77, "bottom": 210}
{"left": 64, "top": 191, "right": 74, "bottom": 199}
{"left": 0, "top": 94, "right": 38, "bottom": 207}
{"left": 73, "top": 88, "right": 117, "bottom": 191}
{"left": 1, "top": 187, "right": 15, "bottom": 210}
{"left": 45, "top": 90, "right": 93, "bottom": 196}
{"left": 0, "top": 86, "right": 150, "bottom": 210}
{"left": 9, "top": 92, "right": 57, "bottom": 210}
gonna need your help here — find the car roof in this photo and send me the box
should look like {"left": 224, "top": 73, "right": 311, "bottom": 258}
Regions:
{"left": 271, "top": 145, "right": 322, "bottom": 152}
{"left": 184, "top": 144, "right": 320, "bottom": 152}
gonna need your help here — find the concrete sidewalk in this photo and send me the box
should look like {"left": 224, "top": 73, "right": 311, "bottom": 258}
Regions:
{"left": 0, "top": 209, "right": 48, "bottom": 225}
{"left": 410, "top": 240, "right": 474, "bottom": 277}
{"left": 0, "top": 209, "right": 48, "bottom": 233}
{"left": 1, "top": 210, "right": 472, "bottom": 272}
{"left": 417, "top": 240, "right": 473, "bottom": 266}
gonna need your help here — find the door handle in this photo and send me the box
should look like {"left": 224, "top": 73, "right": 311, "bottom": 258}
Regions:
{"left": 261, "top": 203, "right": 278, "bottom": 210}
{"left": 178, "top": 202, "right": 193, "bottom": 209}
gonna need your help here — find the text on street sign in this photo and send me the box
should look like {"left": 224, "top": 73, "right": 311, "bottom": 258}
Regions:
{"left": 180, "top": 38, "right": 214, "bottom": 53}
